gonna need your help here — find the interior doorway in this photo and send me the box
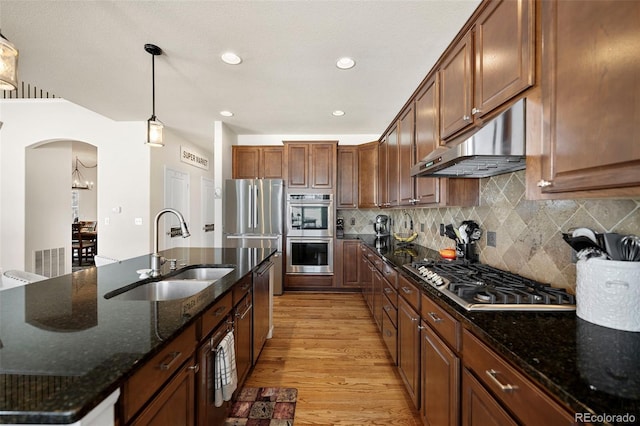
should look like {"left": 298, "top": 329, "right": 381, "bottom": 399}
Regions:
{"left": 163, "top": 167, "right": 190, "bottom": 250}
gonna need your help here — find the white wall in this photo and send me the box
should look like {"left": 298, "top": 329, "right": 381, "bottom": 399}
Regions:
{"left": 214, "top": 121, "right": 236, "bottom": 246}
{"left": 0, "top": 99, "right": 150, "bottom": 271}
{"left": 150, "top": 128, "right": 215, "bottom": 250}
{"left": 237, "top": 134, "right": 378, "bottom": 146}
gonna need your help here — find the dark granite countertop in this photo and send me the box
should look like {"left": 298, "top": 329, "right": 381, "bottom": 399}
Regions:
{"left": 0, "top": 247, "right": 276, "bottom": 424}
{"left": 344, "top": 234, "right": 640, "bottom": 425}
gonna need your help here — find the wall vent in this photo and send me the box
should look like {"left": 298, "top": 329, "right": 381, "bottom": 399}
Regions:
{"left": 34, "top": 248, "right": 65, "bottom": 277}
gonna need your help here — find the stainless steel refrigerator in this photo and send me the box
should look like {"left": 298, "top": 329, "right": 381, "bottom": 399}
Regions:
{"left": 223, "top": 179, "right": 284, "bottom": 295}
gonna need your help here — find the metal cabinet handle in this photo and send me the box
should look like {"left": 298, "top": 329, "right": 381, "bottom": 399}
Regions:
{"left": 159, "top": 351, "right": 181, "bottom": 370}
{"left": 188, "top": 364, "right": 200, "bottom": 373}
{"left": 428, "top": 312, "right": 443, "bottom": 323}
{"left": 537, "top": 180, "right": 552, "bottom": 188}
{"left": 383, "top": 305, "right": 392, "bottom": 313}
{"left": 472, "top": 107, "right": 481, "bottom": 115}
{"left": 417, "top": 325, "right": 425, "bottom": 330}
{"left": 401, "top": 287, "right": 412, "bottom": 294}
{"left": 463, "top": 115, "right": 471, "bottom": 121}
{"left": 384, "top": 287, "right": 393, "bottom": 294}
{"left": 236, "top": 304, "right": 253, "bottom": 320}
{"left": 486, "top": 369, "right": 519, "bottom": 393}
{"left": 410, "top": 316, "right": 419, "bottom": 322}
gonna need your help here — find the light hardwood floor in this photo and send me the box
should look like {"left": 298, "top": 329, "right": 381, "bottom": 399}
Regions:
{"left": 244, "top": 292, "right": 422, "bottom": 425}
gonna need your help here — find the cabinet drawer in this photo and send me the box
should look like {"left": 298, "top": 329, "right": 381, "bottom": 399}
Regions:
{"left": 462, "top": 330, "right": 574, "bottom": 425}
{"left": 373, "top": 256, "right": 384, "bottom": 272}
{"left": 381, "top": 262, "right": 398, "bottom": 288}
{"left": 233, "top": 275, "right": 252, "bottom": 306}
{"left": 398, "top": 275, "right": 420, "bottom": 312}
{"left": 382, "top": 293, "right": 398, "bottom": 328}
{"left": 201, "top": 292, "right": 233, "bottom": 339}
{"left": 421, "top": 293, "right": 460, "bottom": 352}
{"left": 382, "top": 279, "right": 398, "bottom": 309}
{"left": 382, "top": 311, "right": 398, "bottom": 365}
{"left": 123, "top": 323, "right": 197, "bottom": 423}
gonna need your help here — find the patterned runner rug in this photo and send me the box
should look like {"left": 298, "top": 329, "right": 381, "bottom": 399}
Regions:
{"left": 223, "top": 387, "right": 297, "bottom": 425}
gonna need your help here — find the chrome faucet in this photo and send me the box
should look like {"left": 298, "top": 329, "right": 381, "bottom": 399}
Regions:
{"left": 151, "top": 208, "right": 190, "bottom": 277}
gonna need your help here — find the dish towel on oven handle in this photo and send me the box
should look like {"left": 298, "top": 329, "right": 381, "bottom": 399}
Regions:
{"left": 213, "top": 330, "right": 238, "bottom": 407}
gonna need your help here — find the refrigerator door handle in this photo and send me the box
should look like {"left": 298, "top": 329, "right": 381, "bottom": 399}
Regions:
{"left": 248, "top": 184, "right": 253, "bottom": 229}
{"left": 254, "top": 185, "right": 259, "bottom": 229}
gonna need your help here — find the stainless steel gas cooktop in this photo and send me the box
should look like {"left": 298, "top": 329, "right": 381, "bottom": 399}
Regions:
{"left": 403, "top": 259, "right": 576, "bottom": 311}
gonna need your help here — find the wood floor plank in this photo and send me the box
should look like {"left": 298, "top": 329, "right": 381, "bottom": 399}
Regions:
{"left": 244, "top": 293, "right": 422, "bottom": 425}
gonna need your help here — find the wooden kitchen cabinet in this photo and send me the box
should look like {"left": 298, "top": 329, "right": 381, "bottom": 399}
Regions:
{"left": 397, "top": 296, "right": 421, "bottom": 409}
{"left": 341, "top": 239, "right": 360, "bottom": 288}
{"left": 534, "top": 0, "right": 640, "bottom": 196}
{"left": 378, "top": 138, "right": 388, "bottom": 208}
{"left": 253, "top": 260, "right": 272, "bottom": 364}
{"left": 462, "top": 368, "right": 517, "bottom": 426}
{"left": 130, "top": 357, "right": 196, "bottom": 426}
{"left": 398, "top": 104, "right": 415, "bottom": 206}
{"left": 360, "top": 244, "right": 373, "bottom": 310}
{"left": 372, "top": 268, "right": 384, "bottom": 331}
{"left": 234, "top": 286, "right": 253, "bottom": 387}
{"left": 414, "top": 76, "right": 439, "bottom": 205}
{"left": 440, "top": 0, "right": 534, "bottom": 141}
{"left": 386, "top": 126, "right": 399, "bottom": 207}
{"left": 337, "top": 146, "right": 358, "bottom": 208}
{"left": 357, "top": 141, "right": 379, "bottom": 208}
{"left": 462, "top": 329, "right": 574, "bottom": 425}
{"left": 285, "top": 141, "right": 337, "bottom": 190}
{"left": 232, "top": 146, "right": 284, "bottom": 179}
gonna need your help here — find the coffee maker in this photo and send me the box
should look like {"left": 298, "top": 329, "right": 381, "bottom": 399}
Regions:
{"left": 373, "top": 215, "right": 390, "bottom": 236}
{"left": 336, "top": 217, "right": 345, "bottom": 238}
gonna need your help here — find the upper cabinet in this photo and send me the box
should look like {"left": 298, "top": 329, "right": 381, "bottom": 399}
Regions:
{"left": 337, "top": 146, "right": 358, "bottom": 208}
{"left": 378, "top": 135, "right": 389, "bottom": 208}
{"left": 232, "top": 146, "right": 284, "bottom": 179}
{"left": 358, "top": 142, "right": 379, "bottom": 208}
{"left": 534, "top": 0, "right": 640, "bottom": 196}
{"left": 439, "top": 0, "right": 534, "bottom": 141}
{"left": 414, "top": 77, "right": 439, "bottom": 205}
{"left": 285, "top": 141, "right": 337, "bottom": 191}
{"left": 398, "top": 105, "right": 416, "bottom": 206}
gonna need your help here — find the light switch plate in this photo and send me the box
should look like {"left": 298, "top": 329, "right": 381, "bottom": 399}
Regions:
{"left": 487, "top": 231, "right": 497, "bottom": 247}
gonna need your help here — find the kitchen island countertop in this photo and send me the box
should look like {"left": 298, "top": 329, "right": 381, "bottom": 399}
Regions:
{"left": 347, "top": 234, "right": 640, "bottom": 425}
{"left": 0, "top": 247, "right": 276, "bottom": 424}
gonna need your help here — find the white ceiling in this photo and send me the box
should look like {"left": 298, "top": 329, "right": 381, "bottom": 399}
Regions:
{"left": 1, "top": 0, "right": 481, "bottom": 150}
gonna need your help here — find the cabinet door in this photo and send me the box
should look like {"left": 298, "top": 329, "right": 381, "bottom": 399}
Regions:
{"left": 310, "top": 143, "right": 335, "bottom": 189}
{"left": 342, "top": 240, "right": 360, "bottom": 288}
{"left": 474, "top": 0, "right": 534, "bottom": 117}
{"left": 440, "top": 31, "right": 473, "bottom": 140}
{"left": 360, "top": 246, "right": 373, "bottom": 309}
{"left": 286, "top": 144, "right": 309, "bottom": 188}
{"left": 372, "top": 269, "right": 384, "bottom": 331}
{"left": 398, "top": 105, "right": 415, "bottom": 206}
{"left": 232, "top": 146, "right": 260, "bottom": 179}
{"left": 261, "top": 147, "right": 284, "bottom": 179}
{"left": 414, "top": 77, "right": 439, "bottom": 205}
{"left": 357, "top": 142, "right": 379, "bottom": 208}
{"left": 540, "top": 0, "right": 640, "bottom": 194}
{"left": 337, "top": 147, "right": 358, "bottom": 208}
{"left": 462, "top": 368, "right": 517, "bottom": 426}
{"left": 377, "top": 139, "right": 388, "bottom": 208}
{"left": 421, "top": 324, "right": 460, "bottom": 426}
{"left": 397, "top": 298, "right": 420, "bottom": 408}
{"left": 386, "top": 126, "right": 399, "bottom": 206}
{"left": 131, "top": 359, "right": 196, "bottom": 426}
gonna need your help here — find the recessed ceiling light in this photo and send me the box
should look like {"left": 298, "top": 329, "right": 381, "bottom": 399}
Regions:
{"left": 221, "top": 52, "right": 242, "bottom": 65}
{"left": 332, "top": 110, "right": 345, "bottom": 117}
{"left": 336, "top": 57, "right": 355, "bottom": 70}
{"left": 220, "top": 110, "right": 234, "bottom": 117}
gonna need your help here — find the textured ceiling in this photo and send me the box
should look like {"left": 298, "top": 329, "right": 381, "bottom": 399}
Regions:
{"left": 1, "top": 0, "right": 481, "bottom": 149}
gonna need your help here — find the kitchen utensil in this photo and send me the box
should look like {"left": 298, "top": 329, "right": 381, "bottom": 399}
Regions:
{"left": 458, "top": 225, "right": 468, "bottom": 244}
{"left": 439, "top": 248, "right": 456, "bottom": 260}
{"left": 562, "top": 233, "right": 602, "bottom": 253}
{"left": 620, "top": 235, "right": 640, "bottom": 261}
{"left": 571, "top": 227, "right": 598, "bottom": 246}
{"left": 603, "top": 233, "right": 624, "bottom": 261}
{"left": 576, "top": 247, "right": 608, "bottom": 261}
{"left": 445, "top": 224, "right": 459, "bottom": 242}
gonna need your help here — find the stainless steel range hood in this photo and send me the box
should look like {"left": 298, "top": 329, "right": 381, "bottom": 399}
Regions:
{"left": 411, "top": 99, "right": 526, "bottom": 178}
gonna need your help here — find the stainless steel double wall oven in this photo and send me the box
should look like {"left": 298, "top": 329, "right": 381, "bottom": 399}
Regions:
{"left": 285, "top": 193, "right": 333, "bottom": 274}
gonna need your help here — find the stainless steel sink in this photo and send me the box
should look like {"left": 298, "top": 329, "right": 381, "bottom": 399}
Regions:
{"left": 106, "top": 267, "right": 234, "bottom": 301}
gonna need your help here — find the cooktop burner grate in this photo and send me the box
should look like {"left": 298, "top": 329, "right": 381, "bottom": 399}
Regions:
{"left": 403, "top": 259, "right": 575, "bottom": 311}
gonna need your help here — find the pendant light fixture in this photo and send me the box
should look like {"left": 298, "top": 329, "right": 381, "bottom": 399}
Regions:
{"left": 144, "top": 43, "right": 164, "bottom": 147}
{"left": 0, "top": 29, "right": 19, "bottom": 91}
{"left": 71, "top": 157, "right": 94, "bottom": 190}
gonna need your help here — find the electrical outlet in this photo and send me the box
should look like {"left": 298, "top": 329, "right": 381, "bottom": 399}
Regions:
{"left": 350, "top": 217, "right": 356, "bottom": 226}
{"left": 487, "top": 231, "right": 497, "bottom": 247}
{"left": 421, "top": 223, "right": 425, "bottom": 232}
{"left": 439, "top": 223, "right": 445, "bottom": 236}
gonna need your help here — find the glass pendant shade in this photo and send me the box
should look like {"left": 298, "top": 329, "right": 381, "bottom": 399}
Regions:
{"left": 146, "top": 116, "right": 164, "bottom": 147}
{"left": 0, "top": 32, "right": 18, "bottom": 91}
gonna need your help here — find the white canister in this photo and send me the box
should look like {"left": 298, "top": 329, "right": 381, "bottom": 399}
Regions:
{"left": 576, "top": 258, "right": 640, "bottom": 332}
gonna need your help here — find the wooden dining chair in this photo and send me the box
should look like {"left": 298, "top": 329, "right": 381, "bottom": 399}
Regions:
{"left": 72, "top": 223, "right": 96, "bottom": 266}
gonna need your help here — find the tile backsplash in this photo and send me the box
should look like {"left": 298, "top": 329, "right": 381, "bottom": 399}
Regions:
{"left": 338, "top": 170, "right": 640, "bottom": 292}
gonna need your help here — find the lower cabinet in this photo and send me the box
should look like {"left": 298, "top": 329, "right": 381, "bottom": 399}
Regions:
{"left": 421, "top": 323, "right": 460, "bottom": 426}
{"left": 253, "top": 260, "right": 272, "bottom": 364}
{"left": 235, "top": 291, "right": 253, "bottom": 386}
{"left": 462, "top": 368, "right": 516, "bottom": 426}
{"left": 130, "top": 358, "right": 196, "bottom": 426}
{"left": 397, "top": 297, "right": 421, "bottom": 409}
